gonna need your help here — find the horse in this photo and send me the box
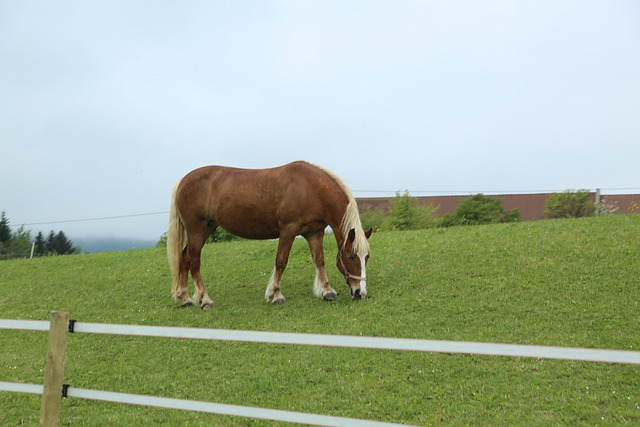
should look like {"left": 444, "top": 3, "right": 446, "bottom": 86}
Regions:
{"left": 167, "top": 161, "right": 373, "bottom": 309}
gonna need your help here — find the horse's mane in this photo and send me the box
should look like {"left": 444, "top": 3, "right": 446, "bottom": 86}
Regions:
{"left": 306, "top": 162, "right": 369, "bottom": 256}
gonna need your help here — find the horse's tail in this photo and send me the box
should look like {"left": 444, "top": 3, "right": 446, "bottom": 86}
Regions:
{"left": 167, "top": 182, "right": 186, "bottom": 300}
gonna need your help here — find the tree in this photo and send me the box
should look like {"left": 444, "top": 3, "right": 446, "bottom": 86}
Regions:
{"left": 0, "top": 211, "right": 79, "bottom": 260}
{"left": 7, "top": 226, "right": 32, "bottom": 258}
{"left": 54, "top": 231, "right": 77, "bottom": 255}
{"left": 46, "top": 231, "right": 56, "bottom": 253}
{"left": 443, "top": 194, "right": 520, "bottom": 226}
{"left": 544, "top": 190, "right": 595, "bottom": 219}
{"left": 0, "top": 211, "right": 11, "bottom": 244}
{"left": 34, "top": 231, "right": 47, "bottom": 256}
{"left": 46, "top": 230, "right": 78, "bottom": 255}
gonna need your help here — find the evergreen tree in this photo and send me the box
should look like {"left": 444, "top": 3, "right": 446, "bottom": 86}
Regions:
{"left": 52, "top": 231, "right": 76, "bottom": 254}
{"left": 46, "top": 230, "right": 76, "bottom": 255}
{"left": 46, "top": 230, "right": 56, "bottom": 254}
{"left": 34, "top": 232, "right": 47, "bottom": 256}
{"left": 0, "top": 212, "right": 79, "bottom": 260}
{"left": 0, "top": 211, "right": 11, "bottom": 244}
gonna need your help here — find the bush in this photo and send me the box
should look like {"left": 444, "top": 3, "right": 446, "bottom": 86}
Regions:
{"left": 544, "top": 190, "right": 595, "bottom": 219}
{"left": 157, "top": 227, "right": 241, "bottom": 247}
{"left": 207, "top": 228, "right": 241, "bottom": 243}
{"left": 384, "top": 191, "right": 441, "bottom": 231}
{"left": 358, "top": 192, "right": 441, "bottom": 232}
{"left": 443, "top": 194, "right": 520, "bottom": 226}
{"left": 594, "top": 199, "right": 619, "bottom": 216}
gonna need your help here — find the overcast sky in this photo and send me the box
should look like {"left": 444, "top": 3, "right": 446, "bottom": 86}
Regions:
{"left": 2, "top": 0, "right": 639, "bottom": 242}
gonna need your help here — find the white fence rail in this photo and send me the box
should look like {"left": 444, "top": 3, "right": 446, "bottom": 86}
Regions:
{"left": 2, "top": 314, "right": 640, "bottom": 427}
{"left": 2, "top": 318, "right": 640, "bottom": 364}
{"left": 0, "top": 381, "right": 405, "bottom": 427}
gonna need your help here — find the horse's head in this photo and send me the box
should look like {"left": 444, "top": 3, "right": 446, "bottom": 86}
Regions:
{"left": 337, "top": 227, "right": 373, "bottom": 299}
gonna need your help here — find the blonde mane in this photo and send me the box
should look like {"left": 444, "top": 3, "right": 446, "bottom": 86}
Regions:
{"left": 310, "top": 162, "right": 369, "bottom": 256}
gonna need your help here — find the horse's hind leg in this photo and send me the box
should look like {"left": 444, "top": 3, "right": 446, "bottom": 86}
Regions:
{"left": 176, "top": 246, "right": 193, "bottom": 307}
{"left": 306, "top": 230, "right": 337, "bottom": 301}
{"left": 186, "top": 233, "right": 214, "bottom": 310}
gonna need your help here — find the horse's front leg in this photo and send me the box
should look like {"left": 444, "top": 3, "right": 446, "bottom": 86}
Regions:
{"left": 265, "top": 233, "right": 295, "bottom": 304}
{"left": 306, "top": 230, "right": 337, "bottom": 301}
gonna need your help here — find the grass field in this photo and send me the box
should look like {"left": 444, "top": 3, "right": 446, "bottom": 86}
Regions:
{"left": 1, "top": 215, "right": 639, "bottom": 426}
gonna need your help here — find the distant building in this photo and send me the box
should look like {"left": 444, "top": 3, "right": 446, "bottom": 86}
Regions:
{"left": 356, "top": 192, "right": 639, "bottom": 221}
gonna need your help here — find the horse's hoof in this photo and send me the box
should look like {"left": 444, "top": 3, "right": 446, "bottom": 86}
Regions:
{"left": 181, "top": 301, "right": 194, "bottom": 308}
{"left": 201, "top": 302, "right": 214, "bottom": 310}
{"left": 323, "top": 291, "right": 337, "bottom": 301}
{"left": 272, "top": 297, "right": 287, "bottom": 305}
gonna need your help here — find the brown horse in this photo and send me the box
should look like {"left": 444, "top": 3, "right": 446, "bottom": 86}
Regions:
{"left": 167, "top": 161, "right": 372, "bottom": 309}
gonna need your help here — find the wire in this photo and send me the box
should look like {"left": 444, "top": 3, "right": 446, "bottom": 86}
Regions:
{"left": 8, "top": 211, "right": 169, "bottom": 228}
{"left": 353, "top": 187, "right": 640, "bottom": 195}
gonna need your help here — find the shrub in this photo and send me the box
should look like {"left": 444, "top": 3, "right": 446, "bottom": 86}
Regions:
{"left": 544, "top": 190, "right": 595, "bottom": 219}
{"left": 207, "top": 228, "right": 241, "bottom": 243}
{"left": 358, "top": 192, "right": 441, "bottom": 232}
{"left": 156, "top": 227, "right": 241, "bottom": 247}
{"left": 443, "top": 194, "right": 520, "bottom": 226}
{"left": 595, "top": 199, "right": 619, "bottom": 216}
{"left": 412, "top": 203, "right": 442, "bottom": 229}
{"left": 384, "top": 191, "right": 440, "bottom": 231}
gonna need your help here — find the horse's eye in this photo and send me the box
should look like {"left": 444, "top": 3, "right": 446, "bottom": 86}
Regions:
{"left": 348, "top": 255, "right": 355, "bottom": 261}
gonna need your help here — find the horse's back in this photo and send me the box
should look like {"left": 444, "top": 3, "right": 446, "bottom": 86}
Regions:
{"left": 175, "top": 162, "right": 336, "bottom": 239}
{"left": 177, "top": 162, "right": 324, "bottom": 200}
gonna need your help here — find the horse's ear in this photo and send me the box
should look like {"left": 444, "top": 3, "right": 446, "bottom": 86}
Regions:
{"left": 365, "top": 227, "right": 373, "bottom": 239}
{"left": 347, "top": 228, "right": 356, "bottom": 243}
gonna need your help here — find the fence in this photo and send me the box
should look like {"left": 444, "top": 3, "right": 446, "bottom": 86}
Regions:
{"left": 2, "top": 312, "right": 640, "bottom": 427}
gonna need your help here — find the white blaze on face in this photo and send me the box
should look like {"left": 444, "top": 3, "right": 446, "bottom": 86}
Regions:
{"left": 358, "top": 254, "right": 367, "bottom": 297}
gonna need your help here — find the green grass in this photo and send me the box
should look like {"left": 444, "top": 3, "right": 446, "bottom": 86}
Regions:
{"left": 1, "top": 215, "right": 639, "bottom": 426}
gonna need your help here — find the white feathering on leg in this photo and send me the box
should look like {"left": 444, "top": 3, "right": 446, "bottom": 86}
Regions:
{"left": 359, "top": 254, "right": 368, "bottom": 297}
{"left": 265, "top": 268, "right": 277, "bottom": 301}
{"left": 313, "top": 268, "right": 324, "bottom": 298}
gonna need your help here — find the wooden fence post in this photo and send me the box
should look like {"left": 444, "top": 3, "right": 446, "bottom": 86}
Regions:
{"left": 39, "top": 311, "right": 69, "bottom": 427}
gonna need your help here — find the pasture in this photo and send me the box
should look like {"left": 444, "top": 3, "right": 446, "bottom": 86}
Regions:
{"left": 1, "top": 215, "right": 639, "bottom": 426}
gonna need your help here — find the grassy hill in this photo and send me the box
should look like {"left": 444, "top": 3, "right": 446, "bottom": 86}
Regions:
{"left": 1, "top": 215, "right": 639, "bottom": 426}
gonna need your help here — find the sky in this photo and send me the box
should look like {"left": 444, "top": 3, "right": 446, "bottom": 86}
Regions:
{"left": 1, "top": 0, "right": 639, "bottom": 242}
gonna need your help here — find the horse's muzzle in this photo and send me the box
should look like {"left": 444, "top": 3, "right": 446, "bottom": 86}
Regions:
{"left": 351, "top": 288, "right": 362, "bottom": 300}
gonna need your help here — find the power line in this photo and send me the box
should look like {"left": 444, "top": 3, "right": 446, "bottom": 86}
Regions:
{"left": 8, "top": 211, "right": 169, "bottom": 228}
{"left": 353, "top": 187, "right": 640, "bottom": 195}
